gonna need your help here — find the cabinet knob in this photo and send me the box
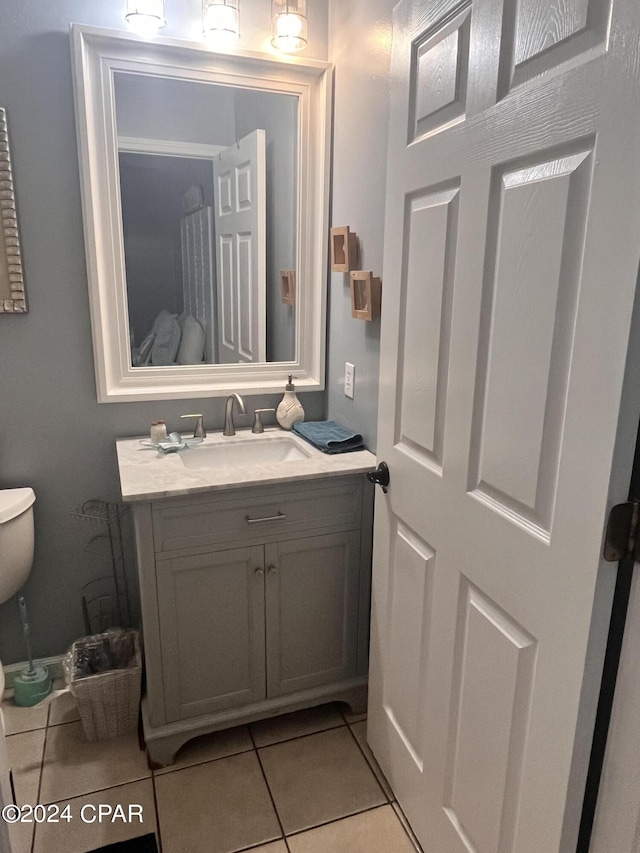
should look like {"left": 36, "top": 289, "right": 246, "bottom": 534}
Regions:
{"left": 268, "top": 565, "right": 278, "bottom": 576}
{"left": 255, "top": 568, "right": 264, "bottom": 578}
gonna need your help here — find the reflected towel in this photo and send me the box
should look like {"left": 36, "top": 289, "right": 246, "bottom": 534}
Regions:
{"left": 293, "top": 420, "right": 365, "bottom": 454}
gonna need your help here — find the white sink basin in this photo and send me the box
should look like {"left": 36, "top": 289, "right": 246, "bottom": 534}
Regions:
{"left": 179, "top": 436, "right": 312, "bottom": 471}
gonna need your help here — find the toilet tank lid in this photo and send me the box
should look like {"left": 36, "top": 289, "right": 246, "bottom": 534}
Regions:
{"left": 0, "top": 488, "right": 35, "bottom": 523}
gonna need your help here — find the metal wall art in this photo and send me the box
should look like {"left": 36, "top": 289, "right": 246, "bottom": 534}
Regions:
{"left": 0, "top": 109, "right": 27, "bottom": 313}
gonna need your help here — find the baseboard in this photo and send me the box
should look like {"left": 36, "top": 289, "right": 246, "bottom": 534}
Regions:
{"left": 3, "top": 655, "right": 66, "bottom": 694}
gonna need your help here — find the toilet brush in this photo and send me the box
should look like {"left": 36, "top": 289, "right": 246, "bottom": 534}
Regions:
{"left": 13, "top": 596, "right": 52, "bottom": 707}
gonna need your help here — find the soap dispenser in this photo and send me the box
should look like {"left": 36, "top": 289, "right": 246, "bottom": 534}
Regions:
{"left": 276, "top": 375, "right": 305, "bottom": 430}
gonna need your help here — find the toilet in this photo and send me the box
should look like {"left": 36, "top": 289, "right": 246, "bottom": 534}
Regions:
{"left": 0, "top": 487, "right": 36, "bottom": 837}
{"left": 0, "top": 488, "right": 36, "bottom": 605}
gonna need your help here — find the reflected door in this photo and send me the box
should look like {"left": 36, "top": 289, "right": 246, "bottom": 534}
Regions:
{"left": 368, "top": 0, "right": 640, "bottom": 850}
{"left": 213, "top": 130, "right": 266, "bottom": 364}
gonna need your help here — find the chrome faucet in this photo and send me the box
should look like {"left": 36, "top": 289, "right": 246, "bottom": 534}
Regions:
{"left": 180, "top": 413, "right": 206, "bottom": 439}
{"left": 252, "top": 408, "right": 276, "bottom": 434}
{"left": 223, "top": 393, "right": 246, "bottom": 436}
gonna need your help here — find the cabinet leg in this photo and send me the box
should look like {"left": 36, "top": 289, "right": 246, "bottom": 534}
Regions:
{"left": 145, "top": 730, "right": 195, "bottom": 768}
{"left": 146, "top": 754, "right": 166, "bottom": 772}
{"left": 344, "top": 697, "right": 368, "bottom": 716}
{"left": 335, "top": 684, "right": 368, "bottom": 717}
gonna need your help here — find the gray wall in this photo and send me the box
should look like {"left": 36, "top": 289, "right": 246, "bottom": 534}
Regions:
{"left": 326, "top": 0, "right": 395, "bottom": 453}
{"left": 0, "top": 1, "right": 327, "bottom": 664}
{"left": 114, "top": 75, "right": 237, "bottom": 145}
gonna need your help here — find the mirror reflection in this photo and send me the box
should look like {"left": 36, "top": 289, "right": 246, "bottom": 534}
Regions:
{"left": 114, "top": 72, "right": 298, "bottom": 367}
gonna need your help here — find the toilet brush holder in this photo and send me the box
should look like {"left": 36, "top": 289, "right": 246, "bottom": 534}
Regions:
{"left": 13, "top": 596, "right": 52, "bottom": 707}
{"left": 13, "top": 664, "right": 52, "bottom": 707}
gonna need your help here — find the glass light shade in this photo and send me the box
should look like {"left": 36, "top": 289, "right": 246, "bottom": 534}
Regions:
{"left": 271, "top": 0, "right": 308, "bottom": 52}
{"left": 125, "top": 0, "right": 165, "bottom": 38}
{"left": 203, "top": 0, "right": 240, "bottom": 47}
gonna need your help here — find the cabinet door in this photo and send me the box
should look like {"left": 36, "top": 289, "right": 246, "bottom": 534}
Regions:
{"left": 157, "top": 546, "right": 265, "bottom": 722}
{"left": 265, "top": 531, "right": 361, "bottom": 697}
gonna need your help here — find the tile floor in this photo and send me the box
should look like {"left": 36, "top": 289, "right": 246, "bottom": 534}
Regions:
{"left": 2, "top": 694, "right": 423, "bottom": 853}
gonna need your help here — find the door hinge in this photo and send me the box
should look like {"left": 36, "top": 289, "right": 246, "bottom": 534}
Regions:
{"left": 604, "top": 500, "right": 640, "bottom": 562}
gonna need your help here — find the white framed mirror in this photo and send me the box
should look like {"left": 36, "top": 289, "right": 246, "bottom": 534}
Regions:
{"left": 71, "top": 25, "right": 331, "bottom": 402}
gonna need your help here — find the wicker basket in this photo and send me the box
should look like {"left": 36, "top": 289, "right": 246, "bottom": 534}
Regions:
{"left": 69, "top": 630, "right": 142, "bottom": 742}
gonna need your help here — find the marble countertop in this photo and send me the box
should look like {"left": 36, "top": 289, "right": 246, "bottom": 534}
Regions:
{"left": 116, "top": 428, "right": 378, "bottom": 502}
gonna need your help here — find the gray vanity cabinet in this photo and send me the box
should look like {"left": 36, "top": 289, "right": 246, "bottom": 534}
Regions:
{"left": 133, "top": 474, "right": 373, "bottom": 765}
{"left": 156, "top": 546, "right": 266, "bottom": 722}
{"left": 264, "top": 531, "right": 361, "bottom": 698}
{"left": 157, "top": 530, "right": 361, "bottom": 723}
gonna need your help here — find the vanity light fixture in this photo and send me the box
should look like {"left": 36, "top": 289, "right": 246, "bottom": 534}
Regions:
{"left": 271, "top": 0, "right": 308, "bottom": 53}
{"left": 203, "top": 0, "right": 240, "bottom": 48}
{"left": 125, "top": 0, "right": 166, "bottom": 38}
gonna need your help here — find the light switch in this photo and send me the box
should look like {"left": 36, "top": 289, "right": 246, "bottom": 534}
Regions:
{"left": 345, "top": 362, "right": 355, "bottom": 399}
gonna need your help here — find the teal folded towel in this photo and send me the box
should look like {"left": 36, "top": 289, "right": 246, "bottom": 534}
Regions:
{"left": 293, "top": 420, "right": 365, "bottom": 454}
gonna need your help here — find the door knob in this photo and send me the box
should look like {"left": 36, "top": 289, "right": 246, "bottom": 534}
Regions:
{"left": 255, "top": 568, "right": 264, "bottom": 578}
{"left": 367, "top": 461, "right": 390, "bottom": 493}
{"left": 268, "top": 565, "right": 278, "bottom": 576}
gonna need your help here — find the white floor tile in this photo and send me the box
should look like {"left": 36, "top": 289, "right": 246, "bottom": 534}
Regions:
{"left": 287, "top": 805, "right": 416, "bottom": 853}
{"left": 2, "top": 699, "right": 48, "bottom": 735}
{"left": 5, "top": 728, "right": 46, "bottom": 853}
{"left": 349, "top": 720, "right": 394, "bottom": 800}
{"left": 33, "top": 778, "right": 156, "bottom": 853}
{"left": 6, "top": 728, "right": 45, "bottom": 805}
{"left": 40, "top": 721, "right": 150, "bottom": 804}
{"left": 259, "top": 727, "right": 386, "bottom": 834}
{"left": 156, "top": 750, "right": 281, "bottom": 853}
{"left": 287, "top": 806, "right": 415, "bottom": 853}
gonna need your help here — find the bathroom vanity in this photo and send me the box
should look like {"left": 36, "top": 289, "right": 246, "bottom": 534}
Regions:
{"left": 116, "top": 431, "right": 376, "bottom": 766}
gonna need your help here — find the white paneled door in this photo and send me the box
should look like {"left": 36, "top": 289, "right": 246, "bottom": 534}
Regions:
{"left": 368, "top": 0, "right": 640, "bottom": 850}
{"left": 213, "top": 129, "right": 266, "bottom": 364}
{"left": 590, "top": 563, "right": 640, "bottom": 853}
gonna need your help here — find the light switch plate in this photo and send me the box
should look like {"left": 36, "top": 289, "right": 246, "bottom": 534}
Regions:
{"left": 345, "top": 362, "right": 355, "bottom": 399}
